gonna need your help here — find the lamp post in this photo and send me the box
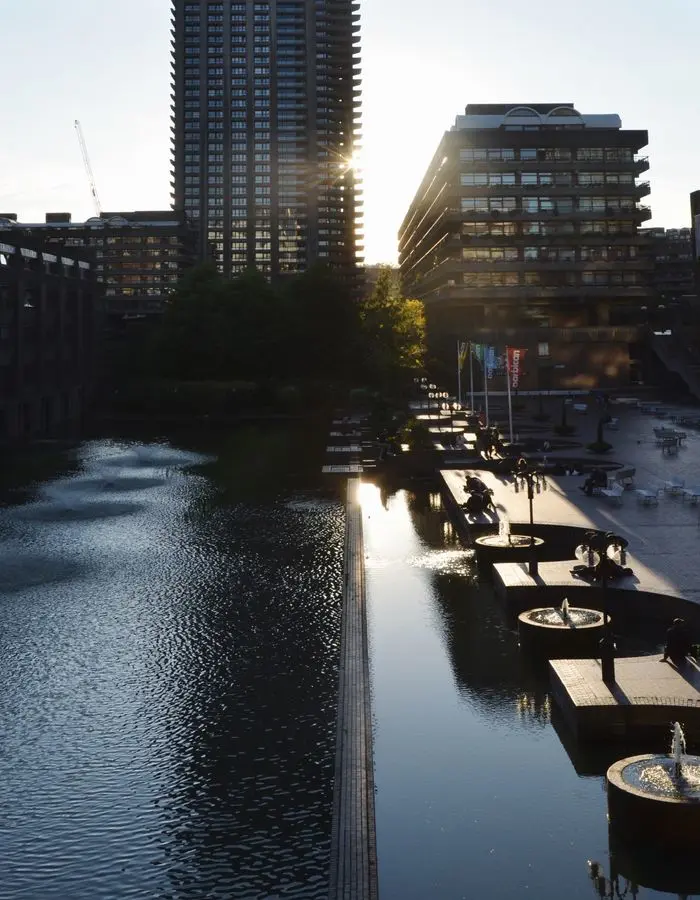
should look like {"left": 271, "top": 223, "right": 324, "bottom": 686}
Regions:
{"left": 587, "top": 859, "right": 638, "bottom": 899}
{"left": 575, "top": 530, "right": 629, "bottom": 685}
{"left": 512, "top": 460, "right": 547, "bottom": 577}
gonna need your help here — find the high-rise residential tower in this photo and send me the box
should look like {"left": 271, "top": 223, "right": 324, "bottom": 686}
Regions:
{"left": 171, "top": 0, "right": 362, "bottom": 281}
{"left": 399, "top": 103, "right": 654, "bottom": 390}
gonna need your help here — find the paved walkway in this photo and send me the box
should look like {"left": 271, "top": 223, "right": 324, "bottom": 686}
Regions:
{"left": 328, "top": 477, "right": 378, "bottom": 900}
{"left": 441, "top": 399, "right": 700, "bottom": 607}
{"left": 550, "top": 654, "right": 700, "bottom": 740}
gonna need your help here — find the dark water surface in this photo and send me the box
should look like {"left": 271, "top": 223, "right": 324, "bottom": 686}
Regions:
{"left": 0, "top": 428, "right": 342, "bottom": 899}
{"left": 2, "top": 429, "right": 693, "bottom": 900}
{"left": 362, "top": 483, "right": 693, "bottom": 900}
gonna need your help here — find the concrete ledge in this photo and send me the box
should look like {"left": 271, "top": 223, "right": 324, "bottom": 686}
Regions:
{"left": 550, "top": 655, "right": 700, "bottom": 741}
{"left": 491, "top": 558, "right": 699, "bottom": 625}
{"left": 328, "top": 477, "right": 378, "bottom": 900}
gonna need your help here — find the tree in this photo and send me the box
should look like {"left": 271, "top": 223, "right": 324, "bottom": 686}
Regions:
{"left": 282, "top": 263, "right": 363, "bottom": 378}
{"left": 358, "top": 266, "right": 425, "bottom": 381}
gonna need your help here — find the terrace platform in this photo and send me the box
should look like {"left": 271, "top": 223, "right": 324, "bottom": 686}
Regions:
{"left": 550, "top": 654, "right": 700, "bottom": 741}
{"left": 439, "top": 465, "right": 700, "bottom": 623}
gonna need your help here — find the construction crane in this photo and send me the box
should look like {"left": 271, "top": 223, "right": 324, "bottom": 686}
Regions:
{"left": 74, "top": 119, "right": 102, "bottom": 217}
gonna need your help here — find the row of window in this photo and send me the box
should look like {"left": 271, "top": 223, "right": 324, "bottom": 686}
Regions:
{"left": 462, "top": 246, "right": 639, "bottom": 262}
{"left": 460, "top": 172, "right": 636, "bottom": 187}
{"left": 461, "top": 271, "right": 643, "bottom": 287}
{"left": 459, "top": 147, "right": 637, "bottom": 162}
{"left": 461, "top": 197, "right": 640, "bottom": 213}
{"left": 461, "top": 220, "right": 639, "bottom": 236}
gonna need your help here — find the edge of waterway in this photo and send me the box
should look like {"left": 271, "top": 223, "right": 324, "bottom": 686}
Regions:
{"left": 328, "top": 476, "right": 379, "bottom": 900}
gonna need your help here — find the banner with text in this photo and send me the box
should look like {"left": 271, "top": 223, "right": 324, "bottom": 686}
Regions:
{"left": 507, "top": 347, "right": 527, "bottom": 389}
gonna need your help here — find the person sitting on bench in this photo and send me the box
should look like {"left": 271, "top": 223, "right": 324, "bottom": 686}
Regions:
{"left": 661, "top": 618, "right": 694, "bottom": 666}
{"left": 579, "top": 468, "right": 607, "bottom": 496}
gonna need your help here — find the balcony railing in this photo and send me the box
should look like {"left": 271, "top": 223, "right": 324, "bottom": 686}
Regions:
{"left": 446, "top": 205, "right": 651, "bottom": 221}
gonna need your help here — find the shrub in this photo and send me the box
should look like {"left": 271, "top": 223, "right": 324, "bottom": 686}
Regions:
{"left": 586, "top": 440, "right": 613, "bottom": 453}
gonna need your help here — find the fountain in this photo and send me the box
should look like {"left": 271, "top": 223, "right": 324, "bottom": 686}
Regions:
{"left": 607, "top": 721, "right": 700, "bottom": 852}
{"left": 474, "top": 513, "right": 544, "bottom": 574}
{"left": 518, "top": 597, "right": 606, "bottom": 657}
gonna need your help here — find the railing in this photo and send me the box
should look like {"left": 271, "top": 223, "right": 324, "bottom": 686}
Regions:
{"left": 446, "top": 205, "right": 652, "bottom": 219}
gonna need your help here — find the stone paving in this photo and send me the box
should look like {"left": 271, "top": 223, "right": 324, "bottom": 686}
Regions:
{"left": 442, "top": 398, "right": 700, "bottom": 607}
{"left": 328, "top": 477, "right": 378, "bottom": 900}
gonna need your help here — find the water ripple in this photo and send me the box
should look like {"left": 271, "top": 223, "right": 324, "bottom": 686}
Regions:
{"left": 0, "top": 437, "right": 342, "bottom": 899}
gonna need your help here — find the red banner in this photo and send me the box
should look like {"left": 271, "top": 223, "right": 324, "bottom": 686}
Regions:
{"left": 507, "top": 347, "right": 527, "bottom": 389}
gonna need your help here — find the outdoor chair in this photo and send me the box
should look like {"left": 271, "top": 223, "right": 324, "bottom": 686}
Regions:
{"left": 599, "top": 483, "right": 624, "bottom": 506}
{"left": 613, "top": 467, "right": 636, "bottom": 490}
{"left": 635, "top": 488, "right": 660, "bottom": 506}
{"left": 664, "top": 478, "right": 685, "bottom": 495}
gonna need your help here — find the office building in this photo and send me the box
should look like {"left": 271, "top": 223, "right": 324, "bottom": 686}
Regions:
{"left": 0, "top": 233, "right": 101, "bottom": 439}
{"left": 0, "top": 211, "right": 199, "bottom": 321}
{"left": 170, "top": 0, "right": 363, "bottom": 281}
{"left": 399, "top": 103, "right": 654, "bottom": 390}
{"left": 641, "top": 226, "right": 696, "bottom": 320}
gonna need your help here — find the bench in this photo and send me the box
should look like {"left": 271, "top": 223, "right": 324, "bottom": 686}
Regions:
{"left": 600, "top": 484, "right": 624, "bottom": 505}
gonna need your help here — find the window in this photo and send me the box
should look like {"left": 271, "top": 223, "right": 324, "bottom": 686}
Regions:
{"left": 578, "top": 173, "right": 605, "bottom": 186}
{"left": 538, "top": 342, "right": 550, "bottom": 357}
{"left": 605, "top": 148, "right": 633, "bottom": 161}
{"left": 580, "top": 221, "right": 606, "bottom": 234}
{"left": 462, "top": 271, "right": 518, "bottom": 286}
{"left": 463, "top": 247, "right": 518, "bottom": 261}
{"left": 577, "top": 148, "right": 604, "bottom": 161}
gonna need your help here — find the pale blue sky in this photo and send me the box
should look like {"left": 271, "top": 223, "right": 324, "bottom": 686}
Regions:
{"left": 1, "top": 0, "right": 699, "bottom": 263}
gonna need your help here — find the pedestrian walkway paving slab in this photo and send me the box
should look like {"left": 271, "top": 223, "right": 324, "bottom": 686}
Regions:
{"left": 550, "top": 654, "right": 700, "bottom": 740}
{"left": 440, "top": 466, "right": 700, "bottom": 613}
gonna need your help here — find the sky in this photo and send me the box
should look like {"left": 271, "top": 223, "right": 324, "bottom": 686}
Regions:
{"left": 1, "top": 0, "right": 699, "bottom": 265}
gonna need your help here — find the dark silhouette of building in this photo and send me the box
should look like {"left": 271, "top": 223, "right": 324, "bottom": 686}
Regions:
{"left": 0, "top": 233, "right": 101, "bottom": 439}
{"left": 399, "top": 103, "right": 654, "bottom": 390}
{"left": 641, "top": 226, "right": 696, "bottom": 310}
{"left": 0, "top": 211, "right": 199, "bottom": 321}
{"left": 170, "top": 0, "right": 363, "bottom": 282}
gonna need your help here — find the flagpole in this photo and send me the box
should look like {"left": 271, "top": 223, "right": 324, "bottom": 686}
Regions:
{"left": 456, "top": 339, "right": 462, "bottom": 408}
{"left": 506, "top": 346, "right": 514, "bottom": 445}
{"left": 469, "top": 342, "right": 474, "bottom": 412}
{"left": 484, "top": 353, "right": 490, "bottom": 427}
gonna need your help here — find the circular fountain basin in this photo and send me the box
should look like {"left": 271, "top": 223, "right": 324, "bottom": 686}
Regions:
{"left": 474, "top": 534, "right": 544, "bottom": 573}
{"left": 607, "top": 754, "right": 700, "bottom": 851}
{"left": 518, "top": 606, "right": 605, "bottom": 657}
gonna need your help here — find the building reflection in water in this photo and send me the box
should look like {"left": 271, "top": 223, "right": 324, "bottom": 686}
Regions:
{"left": 398, "top": 482, "right": 553, "bottom": 725}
